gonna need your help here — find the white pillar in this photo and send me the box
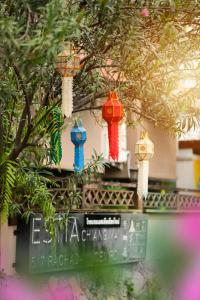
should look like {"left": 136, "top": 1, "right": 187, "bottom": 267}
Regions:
{"left": 0, "top": 219, "right": 16, "bottom": 275}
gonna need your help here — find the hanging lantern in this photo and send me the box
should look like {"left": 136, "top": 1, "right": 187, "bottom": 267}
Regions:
{"left": 50, "top": 106, "right": 64, "bottom": 165}
{"left": 102, "top": 91, "right": 124, "bottom": 160}
{"left": 56, "top": 44, "right": 80, "bottom": 118}
{"left": 135, "top": 131, "right": 154, "bottom": 161}
{"left": 135, "top": 131, "right": 154, "bottom": 199}
{"left": 71, "top": 120, "right": 87, "bottom": 172}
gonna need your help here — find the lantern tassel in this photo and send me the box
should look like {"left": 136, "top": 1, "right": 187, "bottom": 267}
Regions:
{"left": 61, "top": 77, "right": 73, "bottom": 118}
{"left": 108, "top": 122, "right": 119, "bottom": 160}
{"left": 74, "top": 144, "right": 84, "bottom": 172}
{"left": 137, "top": 160, "right": 149, "bottom": 198}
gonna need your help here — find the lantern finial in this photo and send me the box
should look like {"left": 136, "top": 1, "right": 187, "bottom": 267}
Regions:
{"left": 140, "top": 131, "right": 148, "bottom": 139}
{"left": 108, "top": 91, "right": 118, "bottom": 100}
{"left": 74, "top": 119, "right": 79, "bottom": 128}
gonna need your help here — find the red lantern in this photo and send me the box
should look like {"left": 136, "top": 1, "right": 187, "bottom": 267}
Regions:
{"left": 102, "top": 91, "right": 124, "bottom": 160}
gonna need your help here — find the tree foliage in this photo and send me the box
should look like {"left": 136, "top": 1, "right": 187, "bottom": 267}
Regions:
{"left": 1, "top": 0, "right": 200, "bottom": 219}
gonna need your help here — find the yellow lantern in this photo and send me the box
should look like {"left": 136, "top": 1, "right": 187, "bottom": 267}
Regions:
{"left": 56, "top": 44, "right": 80, "bottom": 118}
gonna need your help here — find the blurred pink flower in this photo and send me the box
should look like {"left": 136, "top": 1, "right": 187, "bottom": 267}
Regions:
{"left": 176, "top": 264, "right": 200, "bottom": 300}
{"left": 176, "top": 214, "right": 200, "bottom": 252}
{"left": 140, "top": 8, "right": 150, "bottom": 17}
{"left": 0, "top": 276, "right": 84, "bottom": 300}
{"left": 0, "top": 277, "right": 39, "bottom": 300}
{"left": 42, "top": 278, "right": 80, "bottom": 300}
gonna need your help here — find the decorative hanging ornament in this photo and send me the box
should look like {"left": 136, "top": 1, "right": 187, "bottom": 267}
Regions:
{"left": 50, "top": 106, "right": 64, "bottom": 165}
{"left": 140, "top": 7, "right": 150, "bottom": 17}
{"left": 71, "top": 119, "right": 87, "bottom": 172}
{"left": 102, "top": 91, "right": 124, "bottom": 160}
{"left": 135, "top": 131, "right": 154, "bottom": 199}
{"left": 56, "top": 44, "right": 80, "bottom": 118}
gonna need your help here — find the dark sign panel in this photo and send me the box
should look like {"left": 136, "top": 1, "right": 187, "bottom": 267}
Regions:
{"left": 15, "top": 212, "right": 148, "bottom": 274}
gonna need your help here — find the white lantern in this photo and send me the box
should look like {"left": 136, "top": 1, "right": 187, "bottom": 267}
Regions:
{"left": 135, "top": 131, "right": 154, "bottom": 201}
{"left": 135, "top": 131, "right": 154, "bottom": 161}
{"left": 56, "top": 44, "right": 80, "bottom": 118}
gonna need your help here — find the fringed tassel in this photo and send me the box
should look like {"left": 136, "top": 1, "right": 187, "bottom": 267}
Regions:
{"left": 61, "top": 77, "right": 73, "bottom": 118}
{"left": 108, "top": 122, "right": 119, "bottom": 160}
{"left": 137, "top": 160, "right": 149, "bottom": 198}
{"left": 74, "top": 144, "right": 84, "bottom": 172}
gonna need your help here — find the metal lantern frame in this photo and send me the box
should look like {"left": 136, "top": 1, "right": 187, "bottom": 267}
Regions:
{"left": 135, "top": 131, "right": 154, "bottom": 161}
{"left": 56, "top": 48, "right": 80, "bottom": 77}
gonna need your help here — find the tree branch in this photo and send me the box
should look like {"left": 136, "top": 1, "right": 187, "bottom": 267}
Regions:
{"left": 85, "top": 63, "right": 119, "bottom": 73}
{"left": 12, "top": 62, "right": 32, "bottom": 155}
{"left": 8, "top": 63, "right": 33, "bottom": 160}
{"left": 19, "top": 4, "right": 32, "bottom": 40}
{"left": 14, "top": 107, "right": 27, "bottom": 148}
{"left": 73, "top": 105, "right": 101, "bottom": 113}
{"left": 13, "top": 63, "right": 31, "bottom": 126}
{"left": 41, "top": 72, "right": 58, "bottom": 107}
{"left": 80, "top": 42, "right": 114, "bottom": 66}
{"left": 0, "top": 110, "right": 4, "bottom": 156}
{"left": 74, "top": 91, "right": 106, "bottom": 110}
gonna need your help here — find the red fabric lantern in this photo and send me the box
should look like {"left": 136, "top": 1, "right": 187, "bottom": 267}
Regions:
{"left": 102, "top": 91, "right": 124, "bottom": 160}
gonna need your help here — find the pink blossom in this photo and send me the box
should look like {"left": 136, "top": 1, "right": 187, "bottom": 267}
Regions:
{"left": 176, "top": 214, "right": 200, "bottom": 252}
{"left": 140, "top": 8, "right": 150, "bottom": 17}
{"left": 0, "top": 277, "right": 39, "bottom": 300}
{"left": 0, "top": 276, "right": 83, "bottom": 300}
{"left": 176, "top": 264, "right": 200, "bottom": 300}
{"left": 42, "top": 278, "right": 80, "bottom": 300}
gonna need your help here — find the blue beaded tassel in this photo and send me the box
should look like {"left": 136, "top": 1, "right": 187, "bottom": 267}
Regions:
{"left": 71, "top": 119, "right": 87, "bottom": 172}
{"left": 74, "top": 144, "right": 84, "bottom": 172}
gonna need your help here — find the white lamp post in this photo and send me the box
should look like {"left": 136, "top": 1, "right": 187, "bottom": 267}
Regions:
{"left": 135, "top": 131, "right": 154, "bottom": 203}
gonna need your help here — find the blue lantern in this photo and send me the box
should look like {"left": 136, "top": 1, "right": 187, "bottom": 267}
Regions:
{"left": 71, "top": 119, "right": 87, "bottom": 172}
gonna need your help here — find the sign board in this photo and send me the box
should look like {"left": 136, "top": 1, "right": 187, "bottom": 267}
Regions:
{"left": 84, "top": 214, "right": 121, "bottom": 227}
{"left": 16, "top": 212, "right": 148, "bottom": 274}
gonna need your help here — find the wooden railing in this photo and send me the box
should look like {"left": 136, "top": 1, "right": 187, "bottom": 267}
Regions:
{"left": 144, "top": 192, "right": 200, "bottom": 212}
{"left": 49, "top": 188, "right": 82, "bottom": 211}
{"left": 49, "top": 182, "right": 138, "bottom": 210}
{"left": 82, "top": 185, "right": 137, "bottom": 209}
{"left": 49, "top": 183, "right": 200, "bottom": 212}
